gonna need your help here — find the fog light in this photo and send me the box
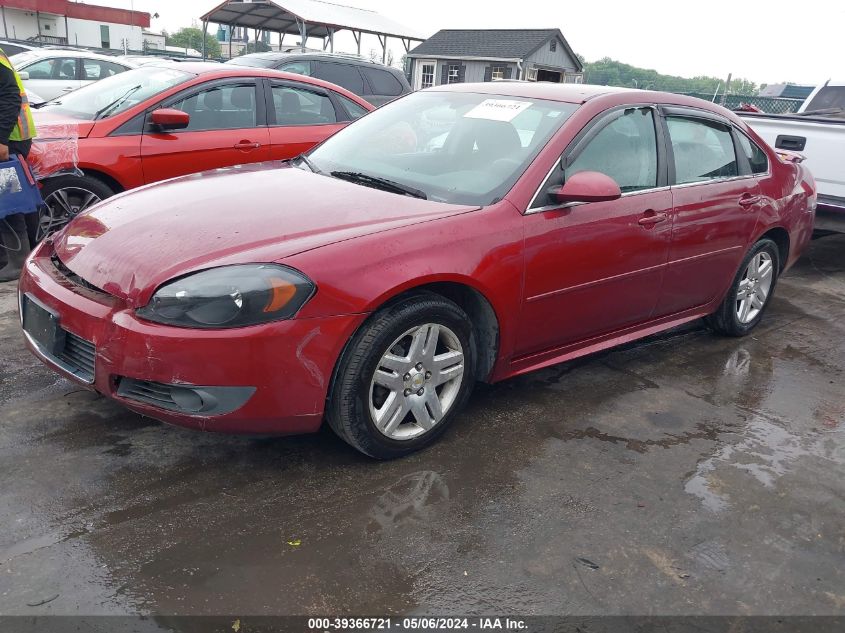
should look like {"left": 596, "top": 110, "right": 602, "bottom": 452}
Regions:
{"left": 170, "top": 387, "right": 205, "bottom": 413}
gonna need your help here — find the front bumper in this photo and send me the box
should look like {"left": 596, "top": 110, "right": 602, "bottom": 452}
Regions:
{"left": 18, "top": 244, "right": 364, "bottom": 435}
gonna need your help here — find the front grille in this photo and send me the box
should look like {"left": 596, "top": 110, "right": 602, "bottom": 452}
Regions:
{"left": 58, "top": 331, "right": 96, "bottom": 382}
{"left": 118, "top": 378, "right": 180, "bottom": 411}
{"left": 51, "top": 255, "right": 109, "bottom": 296}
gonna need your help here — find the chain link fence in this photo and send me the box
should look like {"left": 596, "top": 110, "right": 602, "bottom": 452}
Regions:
{"left": 678, "top": 92, "right": 803, "bottom": 114}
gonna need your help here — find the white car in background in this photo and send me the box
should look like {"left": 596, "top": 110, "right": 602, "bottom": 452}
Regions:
{"left": 738, "top": 79, "right": 845, "bottom": 232}
{"left": 10, "top": 49, "right": 134, "bottom": 101}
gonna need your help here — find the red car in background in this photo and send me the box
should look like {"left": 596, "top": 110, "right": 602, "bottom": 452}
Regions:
{"left": 29, "top": 63, "right": 373, "bottom": 238}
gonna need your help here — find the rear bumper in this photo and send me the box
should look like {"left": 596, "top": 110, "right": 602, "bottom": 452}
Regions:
{"left": 815, "top": 197, "right": 845, "bottom": 233}
{"left": 19, "top": 245, "right": 364, "bottom": 435}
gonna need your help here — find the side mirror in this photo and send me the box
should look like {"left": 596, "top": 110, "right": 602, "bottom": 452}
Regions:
{"left": 150, "top": 108, "right": 190, "bottom": 131}
{"left": 548, "top": 171, "right": 622, "bottom": 205}
{"left": 18, "top": 71, "right": 29, "bottom": 81}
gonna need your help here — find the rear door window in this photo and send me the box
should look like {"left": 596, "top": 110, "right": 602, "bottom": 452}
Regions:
{"left": 82, "top": 59, "right": 128, "bottom": 80}
{"left": 361, "top": 67, "right": 403, "bottom": 96}
{"left": 271, "top": 84, "right": 337, "bottom": 125}
{"left": 314, "top": 62, "right": 364, "bottom": 95}
{"left": 666, "top": 117, "right": 738, "bottom": 184}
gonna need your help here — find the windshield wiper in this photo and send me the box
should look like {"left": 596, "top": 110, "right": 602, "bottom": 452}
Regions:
{"left": 293, "top": 153, "right": 324, "bottom": 175}
{"left": 93, "top": 85, "right": 142, "bottom": 120}
{"left": 330, "top": 171, "right": 427, "bottom": 200}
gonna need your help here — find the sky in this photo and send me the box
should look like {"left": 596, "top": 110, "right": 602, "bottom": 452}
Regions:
{"left": 94, "top": 0, "right": 840, "bottom": 85}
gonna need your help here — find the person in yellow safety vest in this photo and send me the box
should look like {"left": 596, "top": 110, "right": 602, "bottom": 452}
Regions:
{"left": 0, "top": 46, "right": 37, "bottom": 282}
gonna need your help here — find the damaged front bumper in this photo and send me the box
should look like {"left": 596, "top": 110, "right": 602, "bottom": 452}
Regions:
{"left": 18, "top": 242, "right": 363, "bottom": 435}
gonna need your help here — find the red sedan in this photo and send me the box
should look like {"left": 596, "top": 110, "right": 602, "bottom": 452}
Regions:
{"left": 28, "top": 62, "right": 373, "bottom": 237}
{"left": 19, "top": 83, "right": 816, "bottom": 459}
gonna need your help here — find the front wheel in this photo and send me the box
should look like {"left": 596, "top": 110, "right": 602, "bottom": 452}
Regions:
{"left": 327, "top": 294, "right": 476, "bottom": 459}
{"left": 34, "top": 175, "right": 114, "bottom": 242}
{"left": 706, "top": 238, "right": 780, "bottom": 337}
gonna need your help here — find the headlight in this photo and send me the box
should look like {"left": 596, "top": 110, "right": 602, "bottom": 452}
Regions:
{"left": 136, "top": 264, "right": 315, "bottom": 329}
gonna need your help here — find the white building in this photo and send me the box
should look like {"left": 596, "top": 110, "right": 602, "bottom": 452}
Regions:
{"left": 0, "top": 0, "right": 150, "bottom": 51}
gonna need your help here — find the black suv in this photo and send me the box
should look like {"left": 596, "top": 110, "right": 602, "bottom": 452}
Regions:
{"left": 226, "top": 52, "right": 410, "bottom": 107}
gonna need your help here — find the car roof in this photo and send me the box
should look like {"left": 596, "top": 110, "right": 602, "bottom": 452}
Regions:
{"left": 12, "top": 48, "right": 136, "bottom": 65}
{"left": 429, "top": 81, "right": 736, "bottom": 113}
{"left": 429, "top": 81, "right": 637, "bottom": 103}
{"left": 234, "top": 51, "right": 400, "bottom": 69}
{"left": 131, "top": 62, "right": 374, "bottom": 107}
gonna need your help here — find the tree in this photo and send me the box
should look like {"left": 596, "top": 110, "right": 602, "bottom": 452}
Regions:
{"left": 166, "top": 27, "right": 221, "bottom": 58}
{"left": 242, "top": 40, "right": 271, "bottom": 55}
{"left": 582, "top": 57, "right": 757, "bottom": 96}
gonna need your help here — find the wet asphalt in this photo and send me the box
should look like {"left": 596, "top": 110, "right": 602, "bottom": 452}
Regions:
{"left": 0, "top": 235, "right": 843, "bottom": 619}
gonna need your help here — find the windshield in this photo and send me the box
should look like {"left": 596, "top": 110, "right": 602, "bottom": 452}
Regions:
{"left": 39, "top": 67, "right": 192, "bottom": 120}
{"left": 308, "top": 91, "right": 577, "bottom": 206}
{"left": 10, "top": 51, "right": 41, "bottom": 67}
{"left": 803, "top": 85, "right": 845, "bottom": 114}
{"left": 225, "top": 56, "right": 279, "bottom": 68}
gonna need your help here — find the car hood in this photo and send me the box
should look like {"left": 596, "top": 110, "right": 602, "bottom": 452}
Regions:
{"left": 53, "top": 163, "right": 478, "bottom": 306}
{"left": 32, "top": 110, "right": 96, "bottom": 139}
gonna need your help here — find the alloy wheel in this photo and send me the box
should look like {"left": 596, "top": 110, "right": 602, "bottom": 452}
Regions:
{"left": 736, "top": 251, "right": 774, "bottom": 324}
{"left": 38, "top": 187, "right": 102, "bottom": 241}
{"left": 368, "top": 323, "right": 465, "bottom": 440}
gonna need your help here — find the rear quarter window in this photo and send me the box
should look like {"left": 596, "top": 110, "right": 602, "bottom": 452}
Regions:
{"left": 361, "top": 67, "right": 403, "bottom": 96}
{"left": 737, "top": 132, "right": 769, "bottom": 174}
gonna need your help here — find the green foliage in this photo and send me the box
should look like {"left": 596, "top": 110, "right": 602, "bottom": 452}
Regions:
{"left": 583, "top": 57, "right": 758, "bottom": 96}
{"left": 242, "top": 41, "right": 271, "bottom": 55}
{"left": 166, "top": 27, "right": 222, "bottom": 58}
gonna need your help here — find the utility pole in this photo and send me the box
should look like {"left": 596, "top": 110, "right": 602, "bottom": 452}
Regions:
{"left": 720, "top": 73, "right": 732, "bottom": 106}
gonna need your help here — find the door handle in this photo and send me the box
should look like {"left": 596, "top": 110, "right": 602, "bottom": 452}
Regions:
{"left": 638, "top": 211, "right": 667, "bottom": 227}
{"left": 775, "top": 135, "right": 806, "bottom": 151}
{"left": 234, "top": 141, "right": 261, "bottom": 150}
{"left": 61, "top": 87, "right": 74, "bottom": 92}
{"left": 738, "top": 195, "right": 762, "bottom": 208}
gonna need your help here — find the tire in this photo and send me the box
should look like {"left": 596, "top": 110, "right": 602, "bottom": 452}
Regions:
{"left": 33, "top": 175, "right": 115, "bottom": 243}
{"left": 706, "top": 238, "right": 780, "bottom": 337}
{"left": 327, "top": 293, "right": 476, "bottom": 459}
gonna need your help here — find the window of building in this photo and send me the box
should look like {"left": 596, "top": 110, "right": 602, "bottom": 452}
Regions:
{"left": 100, "top": 25, "right": 110, "bottom": 49}
{"left": 564, "top": 107, "right": 659, "bottom": 194}
{"left": 737, "top": 132, "right": 769, "bottom": 174}
{"left": 666, "top": 117, "right": 739, "bottom": 184}
{"left": 271, "top": 85, "right": 336, "bottom": 126}
{"left": 491, "top": 66, "right": 506, "bottom": 81}
{"left": 448, "top": 64, "right": 460, "bottom": 84}
{"left": 550, "top": 40, "right": 557, "bottom": 52}
{"left": 420, "top": 62, "right": 435, "bottom": 89}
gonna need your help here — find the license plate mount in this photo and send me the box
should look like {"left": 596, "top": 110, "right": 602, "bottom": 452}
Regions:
{"left": 22, "top": 293, "right": 65, "bottom": 356}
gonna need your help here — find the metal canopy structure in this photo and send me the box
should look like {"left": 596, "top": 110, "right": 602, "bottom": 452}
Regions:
{"left": 200, "top": 0, "right": 426, "bottom": 61}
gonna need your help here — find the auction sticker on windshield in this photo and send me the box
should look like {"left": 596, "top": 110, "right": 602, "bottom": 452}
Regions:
{"left": 464, "top": 99, "right": 532, "bottom": 122}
